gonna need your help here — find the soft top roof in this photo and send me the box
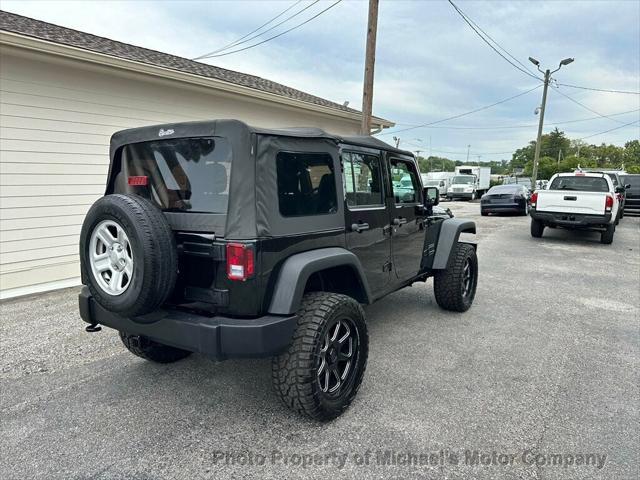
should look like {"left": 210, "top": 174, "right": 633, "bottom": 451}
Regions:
{"left": 109, "top": 119, "right": 413, "bottom": 158}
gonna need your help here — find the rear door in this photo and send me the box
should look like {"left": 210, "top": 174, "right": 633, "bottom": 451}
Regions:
{"left": 342, "top": 149, "right": 392, "bottom": 296}
{"left": 387, "top": 157, "right": 425, "bottom": 281}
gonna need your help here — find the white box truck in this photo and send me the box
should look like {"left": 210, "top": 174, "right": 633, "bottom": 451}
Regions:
{"left": 420, "top": 172, "right": 455, "bottom": 198}
{"left": 447, "top": 166, "right": 491, "bottom": 200}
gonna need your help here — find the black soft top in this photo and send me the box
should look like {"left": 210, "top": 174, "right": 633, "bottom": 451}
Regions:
{"left": 107, "top": 119, "right": 413, "bottom": 239}
{"left": 109, "top": 119, "right": 412, "bottom": 158}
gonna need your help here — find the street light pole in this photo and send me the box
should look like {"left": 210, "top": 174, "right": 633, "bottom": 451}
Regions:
{"left": 529, "top": 56, "right": 574, "bottom": 189}
{"left": 531, "top": 68, "right": 550, "bottom": 189}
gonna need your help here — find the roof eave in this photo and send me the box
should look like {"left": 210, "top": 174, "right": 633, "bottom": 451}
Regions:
{"left": 0, "top": 30, "right": 394, "bottom": 130}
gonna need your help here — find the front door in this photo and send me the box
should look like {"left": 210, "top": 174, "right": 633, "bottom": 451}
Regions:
{"left": 388, "top": 157, "right": 426, "bottom": 281}
{"left": 343, "top": 149, "right": 392, "bottom": 296}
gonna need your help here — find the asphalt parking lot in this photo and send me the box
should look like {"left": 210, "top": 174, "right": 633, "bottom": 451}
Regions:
{"left": 1, "top": 202, "right": 638, "bottom": 480}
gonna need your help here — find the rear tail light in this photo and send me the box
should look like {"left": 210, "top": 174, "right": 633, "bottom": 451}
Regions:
{"left": 605, "top": 194, "right": 614, "bottom": 212}
{"left": 226, "top": 243, "right": 255, "bottom": 281}
{"left": 530, "top": 192, "right": 538, "bottom": 207}
{"left": 128, "top": 176, "right": 148, "bottom": 186}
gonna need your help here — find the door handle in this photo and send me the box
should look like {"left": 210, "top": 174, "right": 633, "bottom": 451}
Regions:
{"left": 351, "top": 222, "right": 370, "bottom": 233}
{"left": 564, "top": 196, "right": 577, "bottom": 201}
{"left": 392, "top": 217, "right": 407, "bottom": 226}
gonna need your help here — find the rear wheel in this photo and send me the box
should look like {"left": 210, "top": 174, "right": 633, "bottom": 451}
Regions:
{"left": 601, "top": 224, "right": 615, "bottom": 244}
{"left": 119, "top": 332, "right": 192, "bottom": 363}
{"left": 433, "top": 243, "right": 478, "bottom": 312}
{"left": 481, "top": 209, "right": 488, "bottom": 216}
{"left": 531, "top": 218, "right": 544, "bottom": 238}
{"left": 272, "top": 292, "right": 368, "bottom": 421}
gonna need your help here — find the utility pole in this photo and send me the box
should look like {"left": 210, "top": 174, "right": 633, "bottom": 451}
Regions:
{"left": 360, "top": 0, "right": 379, "bottom": 135}
{"left": 393, "top": 136, "right": 400, "bottom": 148}
{"left": 529, "top": 56, "right": 574, "bottom": 189}
{"left": 531, "top": 68, "right": 550, "bottom": 189}
{"left": 466, "top": 144, "right": 471, "bottom": 162}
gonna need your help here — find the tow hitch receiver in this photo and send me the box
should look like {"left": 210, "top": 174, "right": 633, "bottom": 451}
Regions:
{"left": 85, "top": 323, "right": 102, "bottom": 333}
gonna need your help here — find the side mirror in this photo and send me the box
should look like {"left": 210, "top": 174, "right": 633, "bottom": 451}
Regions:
{"left": 625, "top": 184, "right": 631, "bottom": 189}
{"left": 424, "top": 186, "right": 440, "bottom": 206}
{"left": 615, "top": 186, "right": 625, "bottom": 194}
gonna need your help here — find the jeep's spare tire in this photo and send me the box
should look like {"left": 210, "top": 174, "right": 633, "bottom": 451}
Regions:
{"left": 80, "top": 194, "right": 177, "bottom": 319}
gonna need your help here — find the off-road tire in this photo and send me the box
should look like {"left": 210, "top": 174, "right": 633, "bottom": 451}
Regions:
{"left": 433, "top": 243, "right": 478, "bottom": 312}
{"left": 601, "top": 224, "right": 615, "bottom": 244}
{"left": 530, "top": 218, "right": 544, "bottom": 238}
{"left": 119, "top": 332, "right": 192, "bottom": 363}
{"left": 272, "top": 292, "right": 368, "bottom": 421}
{"left": 80, "top": 194, "right": 177, "bottom": 319}
{"left": 481, "top": 210, "right": 488, "bottom": 216}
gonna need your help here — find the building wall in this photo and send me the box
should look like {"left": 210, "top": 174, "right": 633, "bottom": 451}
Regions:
{"left": 0, "top": 47, "right": 361, "bottom": 298}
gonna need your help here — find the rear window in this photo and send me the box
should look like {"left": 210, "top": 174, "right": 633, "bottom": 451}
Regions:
{"left": 549, "top": 176, "right": 609, "bottom": 192}
{"left": 122, "top": 137, "right": 231, "bottom": 213}
{"left": 488, "top": 185, "right": 521, "bottom": 194}
{"left": 276, "top": 152, "right": 337, "bottom": 217}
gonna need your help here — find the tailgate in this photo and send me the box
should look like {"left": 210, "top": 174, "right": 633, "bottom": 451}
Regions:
{"left": 536, "top": 191, "right": 605, "bottom": 215}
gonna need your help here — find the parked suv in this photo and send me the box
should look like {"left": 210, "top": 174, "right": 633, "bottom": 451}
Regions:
{"left": 78, "top": 120, "right": 478, "bottom": 420}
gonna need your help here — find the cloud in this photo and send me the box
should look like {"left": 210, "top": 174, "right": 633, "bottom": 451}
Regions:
{"left": 2, "top": 0, "right": 638, "bottom": 158}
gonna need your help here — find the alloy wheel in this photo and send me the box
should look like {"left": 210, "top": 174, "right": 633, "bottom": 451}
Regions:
{"left": 89, "top": 220, "right": 134, "bottom": 296}
{"left": 317, "top": 319, "right": 359, "bottom": 395}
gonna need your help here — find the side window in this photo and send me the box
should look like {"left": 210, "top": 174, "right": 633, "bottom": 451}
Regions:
{"left": 343, "top": 152, "right": 384, "bottom": 208}
{"left": 276, "top": 152, "right": 337, "bottom": 217}
{"left": 390, "top": 159, "right": 420, "bottom": 204}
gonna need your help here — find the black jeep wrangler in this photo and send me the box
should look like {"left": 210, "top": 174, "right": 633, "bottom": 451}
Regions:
{"left": 79, "top": 120, "right": 478, "bottom": 421}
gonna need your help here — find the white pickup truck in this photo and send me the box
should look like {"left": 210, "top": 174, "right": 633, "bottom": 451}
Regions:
{"left": 529, "top": 172, "right": 620, "bottom": 244}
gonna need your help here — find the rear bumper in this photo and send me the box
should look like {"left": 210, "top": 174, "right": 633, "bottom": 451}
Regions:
{"left": 481, "top": 202, "right": 523, "bottom": 213}
{"left": 530, "top": 209, "right": 611, "bottom": 227}
{"left": 79, "top": 287, "right": 297, "bottom": 361}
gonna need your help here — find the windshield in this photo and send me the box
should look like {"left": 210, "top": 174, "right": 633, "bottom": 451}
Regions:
{"left": 452, "top": 175, "right": 475, "bottom": 185}
{"left": 549, "top": 176, "right": 609, "bottom": 192}
{"left": 122, "top": 137, "right": 232, "bottom": 213}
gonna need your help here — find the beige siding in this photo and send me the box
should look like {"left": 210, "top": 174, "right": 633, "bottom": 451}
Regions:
{"left": 0, "top": 48, "right": 361, "bottom": 298}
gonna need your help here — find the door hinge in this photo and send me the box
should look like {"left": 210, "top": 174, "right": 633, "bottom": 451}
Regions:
{"left": 383, "top": 261, "right": 393, "bottom": 272}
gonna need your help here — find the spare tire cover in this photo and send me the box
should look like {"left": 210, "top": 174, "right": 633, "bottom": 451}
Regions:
{"left": 79, "top": 194, "right": 177, "bottom": 319}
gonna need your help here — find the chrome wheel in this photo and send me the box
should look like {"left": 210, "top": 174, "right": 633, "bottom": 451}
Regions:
{"left": 89, "top": 220, "right": 134, "bottom": 296}
{"left": 462, "top": 258, "right": 473, "bottom": 298}
{"left": 317, "top": 319, "right": 358, "bottom": 395}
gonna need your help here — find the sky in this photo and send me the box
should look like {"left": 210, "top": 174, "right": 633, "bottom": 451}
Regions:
{"left": 3, "top": 0, "right": 639, "bottom": 162}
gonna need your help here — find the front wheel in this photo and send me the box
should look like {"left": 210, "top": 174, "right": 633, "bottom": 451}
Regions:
{"left": 523, "top": 203, "right": 529, "bottom": 216}
{"left": 433, "top": 243, "right": 478, "bottom": 312}
{"left": 272, "top": 292, "right": 368, "bottom": 421}
{"left": 470, "top": 192, "right": 476, "bottom": 201}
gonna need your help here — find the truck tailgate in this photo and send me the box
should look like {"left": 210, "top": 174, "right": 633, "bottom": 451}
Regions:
{"left": 537, "top": 191, "right": 605, "bottom": 215}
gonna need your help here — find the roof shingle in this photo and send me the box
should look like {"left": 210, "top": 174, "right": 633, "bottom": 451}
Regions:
{"left": 0, "top": 10, "right": 379, "bottom": 119}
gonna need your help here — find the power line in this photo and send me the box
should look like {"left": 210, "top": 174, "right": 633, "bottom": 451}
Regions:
{"left": 193, "top": 1, "right": 305, "bottom": 59}
{"left": 578, "top": 119, "right": 640, "bottom": 141}
{"left": 377, "top": 84, "right": 542, "bottom": 136}
{"left": 551, "top": 86, "right": 628, "bottom": 124}
{"left": 196, "top": 0, "right": 342, "bottom": 59}
{"left": 447, "top": 0, "right": 542, "bottom": 81}
{"left": 392, "top": 108, "right": 640, "bottom": 130}
{"left": 556, "top": 82, "right": 640, "bottom": 95}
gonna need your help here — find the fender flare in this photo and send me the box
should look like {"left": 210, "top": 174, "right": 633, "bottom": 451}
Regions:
{"left": 431, "top": 218, "right": 477, "bottom": 270}
{"left": 268, "top": 247, "right": 372, "bottom": 315}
